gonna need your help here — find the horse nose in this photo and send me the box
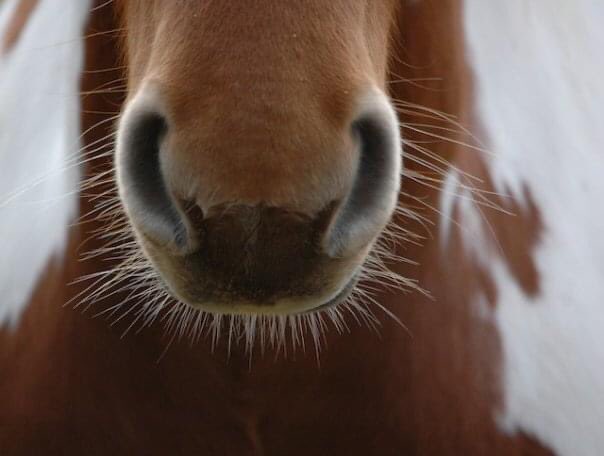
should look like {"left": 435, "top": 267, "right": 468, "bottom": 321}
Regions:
{"left": 116, "top": 88, "right": 401, "bottom": 263}
{"left": 115, "top": 87, "right": 401, "bottom": 309}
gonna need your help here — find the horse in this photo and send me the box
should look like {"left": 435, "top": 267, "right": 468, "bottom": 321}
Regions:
{"left": 1, "top": 0, "right": 603, "bottom": 454}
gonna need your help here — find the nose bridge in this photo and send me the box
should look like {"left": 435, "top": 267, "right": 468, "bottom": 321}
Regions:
{"left": 158, "top": 73, "right": 360, "bottom": 215}
{"left": 125, "top": 1, "right": 379, "bottom": 216}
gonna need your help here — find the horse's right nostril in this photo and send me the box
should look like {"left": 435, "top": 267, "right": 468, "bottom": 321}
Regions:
{"left": 117, "top": 109, "right": 188, "bottom": 251}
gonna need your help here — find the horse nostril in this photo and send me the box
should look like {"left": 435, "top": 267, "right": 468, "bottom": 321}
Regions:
{"left": 324, "top": 93, "right": 402, "bottom": 257}
{"left": 117, "top": 110, "right": 188, "bottom": 251}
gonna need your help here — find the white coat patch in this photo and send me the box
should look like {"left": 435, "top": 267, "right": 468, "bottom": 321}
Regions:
{"left": 0, "top": 0, "right": 91, "bottom": 327}
{"left": 445, "top": 1, "right": 604, "bottom": 455}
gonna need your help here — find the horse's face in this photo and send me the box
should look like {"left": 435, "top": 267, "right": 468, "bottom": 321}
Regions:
{"left": 115, "top": 1, "right": 401, "bottom": 315}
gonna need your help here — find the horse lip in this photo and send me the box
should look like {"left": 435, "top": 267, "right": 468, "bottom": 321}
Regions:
{"left": 302, "top": 272, "right": 359, "bottom": 314}
{"left": 150, "top": 262, "right": 359, "bottom": 316}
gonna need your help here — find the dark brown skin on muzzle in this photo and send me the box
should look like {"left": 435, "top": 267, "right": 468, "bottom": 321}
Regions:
{"left": 146, "top": 203, "right": 343, "bottom": 306}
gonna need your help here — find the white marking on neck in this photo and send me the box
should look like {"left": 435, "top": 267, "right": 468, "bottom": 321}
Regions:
{"left": 0, "top": 0, "right": 91, "bottom": 327}
{"left": 439, "top": 1, "right": 604, "bottom": 455}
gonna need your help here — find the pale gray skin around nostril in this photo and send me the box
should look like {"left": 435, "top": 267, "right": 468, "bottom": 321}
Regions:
{"left": 118, "top": 111, "right": 189, "bottom": 250}
{"left": 324, "top": 96, "right": 402, "bottom": 258}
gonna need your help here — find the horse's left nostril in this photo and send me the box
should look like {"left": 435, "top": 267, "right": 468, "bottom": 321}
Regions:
{"left": 117, "top": 109, "right": 189, "bottom": 251}
{"left": 324, "top": 92, "right": 402, "bottom": 257}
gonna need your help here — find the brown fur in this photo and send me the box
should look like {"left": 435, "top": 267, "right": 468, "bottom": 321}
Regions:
{"left": 0, "top": 1, "right": 553, "bottom": 454}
